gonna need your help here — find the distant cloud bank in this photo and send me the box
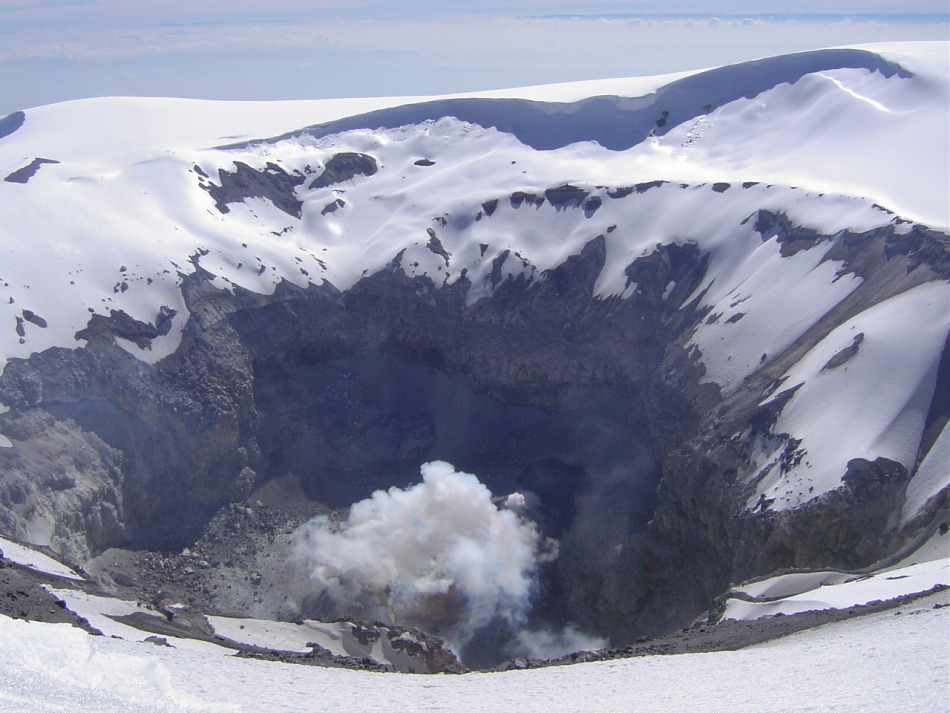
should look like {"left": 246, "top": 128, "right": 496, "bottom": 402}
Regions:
{"left": 1, "top": 10, "right": 946, "bottom": 114}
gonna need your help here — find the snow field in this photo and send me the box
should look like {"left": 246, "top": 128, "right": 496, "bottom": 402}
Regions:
{"left": 0, "top": 535, "right": 84, "bottom": 580}
{"left": 0, "top": 590, "right": 946, "bottom": 713}
{"left": 1, "top": 43, "right": 943, "bottom": 377}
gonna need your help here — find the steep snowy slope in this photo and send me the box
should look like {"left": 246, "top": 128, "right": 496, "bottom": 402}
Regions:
{"left": 0, "top": 584, "right": 945, "bottom": 712}
{"left": 0, "top": 42, "right": 946, "bottom": 661}
{"left": 0, "top": 44, "right": 943, "bottom": 367}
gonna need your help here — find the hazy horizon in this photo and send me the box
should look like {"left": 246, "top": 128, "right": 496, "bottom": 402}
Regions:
{"left": 1, "top": 3, "right": 946, "bottom": 116}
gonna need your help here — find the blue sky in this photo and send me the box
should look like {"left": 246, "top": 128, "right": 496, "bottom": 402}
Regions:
{"left": 0, "top": 1, "right": 946, "bottom": 115}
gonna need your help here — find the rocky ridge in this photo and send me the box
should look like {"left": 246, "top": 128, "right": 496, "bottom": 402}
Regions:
{"left": 0, "top": 190, "right": 945, "bottom": 651}
{"left": 0, "top": 539, "right": 467, "bottom": 674}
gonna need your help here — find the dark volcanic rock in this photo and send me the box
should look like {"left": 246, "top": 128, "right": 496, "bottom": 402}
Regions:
{"left": 75, "top": 307, "right": 176, "bottom": 349}
{"left": 308, "top": 152, "right": 378, "bottom": 190}
{"left": 203, "top": 161, "right": 306, "bottom": 218}
{"left": 144, "top": 635, "right": 173, "bottom": 647}
{"left": 321, "top": 198, "right": 345, "bottom": 215}
{"left": 821, "top": 333, "right": 864, "bottom": 371}
{"left": 583, "top": 196, "right": 602, "bottom": 216}
{"left": 750, "top": 209, "right": 831, "bottom": 256}
{"left": 0, "top": 555, "right": 101, "bottom": 634}
{"left": 5, "top": 158, "right": 60, "bottom": 184}
{"left": 235, "top": 647, "right": 394, "bottom": 672}
{"left": 544, "top": 184, "right": 589, "bottom": 209}
{"left": 21, "top": 310, "right": 47, "bottom": 329}
{"left": 510, "top": 191, "right": 543, "bottom": 208}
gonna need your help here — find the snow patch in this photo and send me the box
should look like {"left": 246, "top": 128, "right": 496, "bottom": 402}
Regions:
{"left": 748, "top": 282, "right": 948, "bottom": 510}
{"left": 0, "top": 613, "right": 234, "bottom": 712}
{"left": 721, "top": 529, "right": 950, "bottom": 621}
{"left": 0, "top": 536, "right": 83, "bottom": 580}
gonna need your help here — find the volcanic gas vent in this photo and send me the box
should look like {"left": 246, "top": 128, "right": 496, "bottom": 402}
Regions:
{"left": 286, "top": 462, "right": 566, "bottom": 664}
{"left": 0, "top": 43, "right": 946, "bottom": 671}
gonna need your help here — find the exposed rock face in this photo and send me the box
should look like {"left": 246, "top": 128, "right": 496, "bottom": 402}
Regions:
{"left": 0, "top": 201, "right": 946, "bottom": 652}
{"left": 4, "top": 158, "right": 60, "bottom": 184}
{"left": 202, "top": 161, "right": 307, "bottom": 218}
{"left": 0, "top": 538, "right": 465, "bottom": 674}
{"left": 307, "top": 152, "right": 378, "bottom": 189}
{"left": 198, "top": 152, "right": 379, "bottom": 219}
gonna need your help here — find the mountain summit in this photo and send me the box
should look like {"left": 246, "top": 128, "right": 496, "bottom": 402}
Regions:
{"left": 0, "top": 42, "right": 946, "bottom": 665}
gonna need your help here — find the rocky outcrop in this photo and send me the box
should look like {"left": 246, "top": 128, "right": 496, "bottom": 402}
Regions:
{"left": 4, "top": 158, "right": 60, "bottom": 184}
{"left": 307, "top": 152, "right": 377, "bottom": 189}
{"left": 202, "top": 161, "right": 307, "bottom": 218}
{"left": 198, "top": 151, "right": 379, "bottom": 219}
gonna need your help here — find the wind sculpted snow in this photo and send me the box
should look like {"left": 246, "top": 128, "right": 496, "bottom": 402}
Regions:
{"left": 252, "top": 48, "right": 912, "bottom": 152}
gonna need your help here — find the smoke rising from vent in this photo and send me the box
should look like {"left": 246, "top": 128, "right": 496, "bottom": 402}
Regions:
{"left": 511, "top": 625, "right": 608, "bottom": 661}
{"left": 289, "top": 461, "right": 557, "bottom": 653}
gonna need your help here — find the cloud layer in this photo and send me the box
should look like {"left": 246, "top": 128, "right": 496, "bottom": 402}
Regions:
{"left": 2, "top": 14, "right": 946, "bottom": 62}
{"left": 1, "top": 10, "right": 945, "bottom": 117}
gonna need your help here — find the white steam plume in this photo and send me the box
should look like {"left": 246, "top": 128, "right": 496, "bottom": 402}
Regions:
{"left": 289, "top": 461, "right": 553, "bottom": 650}
{"left": 510, "top": 625, "right": 608, "bottom": 661}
